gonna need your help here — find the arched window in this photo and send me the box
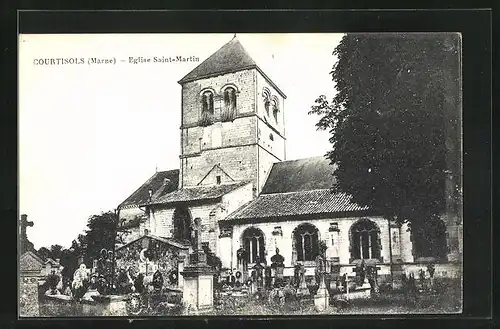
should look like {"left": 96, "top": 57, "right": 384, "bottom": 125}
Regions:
{"left": 293, "top": 223, "right": 319, "bottom": 262}
{"left": 262, "top": 87, "right": 271, "bottom": 116}
{"left": 222, "top": 87, "right": 237, "bottom": 122}
{"left": 271, "top": 96, "right": 279, "bottom": 123}
{"left": 350, "top": 219, "right": 380, "bottom": 260}
{"left": 173, "top": 207, "right": 192, "bottom": 245}
{"left": 242, "top": 227, "right": 265, "bottom": 263}
{"left": 413, "top": 219, "right": 448, "bottom": 260}
{"left": 200, "top": 90, "right": 214, "bottom": 126}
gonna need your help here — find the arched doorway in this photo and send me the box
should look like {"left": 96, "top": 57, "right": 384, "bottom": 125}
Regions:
{"left": 241, "top": 227, "right": 265, "bottom": 264}
{"left": 349, "top": 219, "right": 381, "bottom": 261}
{"left": 172, "top": 207, "right": 192, "bottom": 245}
{"left": 292, "top": 223, "right": 320, "bottom": 262}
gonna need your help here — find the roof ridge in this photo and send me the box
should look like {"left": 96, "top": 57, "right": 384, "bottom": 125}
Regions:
{"left": 183, "top": 180, "right": 248, "bottom": 190}
{"left": 178, "top": 37, "right": 256, "bottom": 84}
{"left": 277, "top": 155, "right": 331, "bottom": 163}
{"left": 260, "top": 189, "right": 348, "bottom": 196}
{"left": 118, "top": 169, "right": 179, "bottom": 208}
{"left": 118, "top": 171, "right": 162, "bottom": 207}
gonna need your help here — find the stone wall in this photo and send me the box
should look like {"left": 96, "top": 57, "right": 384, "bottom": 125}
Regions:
{"left": 255, "top": 70, "right": 286, "bottom": 137}
{"left": 181, "top": 69, "right": 256, "bottom": 127}
{"left": 181, "top": 144, "right": 258, "bottom": 189}
{"left": 20, "top": 276, "right": 40, "bottom": 317}
{"left": 149, "top": 183, "right": 253, "bottom": 255}
{"left": 150, "top": 207, "right": 176, "bottom": 238}
{"left": 179, "top": 68, "right": 286, "bottom": 196}
{"left": 229, "top": 216, "right": 412, "bottom": 269}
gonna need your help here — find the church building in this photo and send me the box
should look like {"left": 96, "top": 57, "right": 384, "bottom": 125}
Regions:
{"left": 116, "top": 36, "right": 462, "bottom": 283}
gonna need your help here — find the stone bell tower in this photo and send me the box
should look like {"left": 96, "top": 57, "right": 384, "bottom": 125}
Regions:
{"left": 177, "top": 36, "right": 287, "bottom": 196}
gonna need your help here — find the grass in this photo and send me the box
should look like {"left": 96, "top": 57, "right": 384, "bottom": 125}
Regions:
{"left": 210, "top": 279, "right": 462, "bottom": 315}
{"left": 37, "top": 279, "right": 461, "bottom": 316}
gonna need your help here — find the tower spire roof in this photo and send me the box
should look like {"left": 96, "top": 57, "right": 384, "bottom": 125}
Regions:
{"left": 178, "top": 36, "right": 257, "bottom": 84}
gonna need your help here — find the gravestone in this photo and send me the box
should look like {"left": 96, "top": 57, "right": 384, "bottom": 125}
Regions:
{"left": 366, "top": 265, "right": 380, "bottom": 297}
{"left": 314, "top": 254, "right": 330, "bottom": 312}
{"left": 271, "top": 248, "right": 285, "bottom": 287}
{"left": 264, "top": 266, "right": 272, "bottom": 289}
{"left": 236, "top": 247, "right": 248, "bottom": 278}
{"left": 296, "top": 263, "right": 310, "bottom": 298}
{"left": 152, "top": 270, "right": 164, "bottom": 292}
{"left": 427, "top": 263, "right": 436, "bottom": 290}
{"left": 418, "top": 268, "right": 426, "bottom": 291}
{"left": 406, "top": 273, "right": 418, "bottom": 304}
{"left": 252, "top": 259, "right": 265, "bottom": 289}
{"left": 44, "top": 270, "right": 61, "bottom": 296}
{"left": 353, "top": 260, "right": 370, "bottom": 289}
{"left": 180, "top": 218, "right": 216, "bottom": 314}
{"left": 20, "top": 251, "right": 43, "bottom": 317}
{"left": 20, "top": 215, "right": 35, "bottom": 254}
{"left": 116, "top": 268, "right": 134, "bottom": 294}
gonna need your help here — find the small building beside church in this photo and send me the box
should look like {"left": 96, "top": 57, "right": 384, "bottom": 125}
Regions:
{"left": 117, "top": 36, "right": 463, "bottom": 284}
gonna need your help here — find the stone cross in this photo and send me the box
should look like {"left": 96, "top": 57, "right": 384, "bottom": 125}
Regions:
{"left": 193, "top": 218, "right": 202, "bottom": 251}
{"left": 20, "top": 214, "right": 34, "bottom": 240}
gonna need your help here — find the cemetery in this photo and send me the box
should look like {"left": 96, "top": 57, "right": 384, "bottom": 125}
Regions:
{"left": 21, "top": 222, "right": 461, "bottom": 316}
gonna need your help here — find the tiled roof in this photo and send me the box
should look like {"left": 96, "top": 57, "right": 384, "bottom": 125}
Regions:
{"left": 226, "top": 190, "right": 369, "bottom": 220}
{"left": 178, "top": 37, "right": 258, "bottom": 84}
{"left": 178, "top": 37, "right": 286, "bottom": 98}
{"left": 146, "top": 181, "right": 250, "bottom": 205}
{"left": 115, "top": 234, "right": 189, "bottom": 252}
{"left": 225, "top": 156, "right": 369, "bottom": 220}
{"left": 119, "top": 170, "right": 179, "bottom": 208}
{"left": 261, "top": 156, "right": 337, "bottom": 194}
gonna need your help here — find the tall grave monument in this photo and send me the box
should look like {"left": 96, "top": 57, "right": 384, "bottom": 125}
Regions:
{"left": 181, "top": 218, "right": 216, "bottom": 314}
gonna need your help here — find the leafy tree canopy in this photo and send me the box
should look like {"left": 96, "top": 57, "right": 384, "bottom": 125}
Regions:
{"left": 84, "top": 211, "right": 119, "bottom": 264}
{"left": 310, "top": 33, "right": 460, "bottom": 231}
{"left": 36, "top": 213, "right": 119, "bottom": 281}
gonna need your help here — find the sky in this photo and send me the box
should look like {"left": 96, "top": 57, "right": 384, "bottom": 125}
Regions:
{"left": 19, "top": 33, "right": 343, "bottom": 250}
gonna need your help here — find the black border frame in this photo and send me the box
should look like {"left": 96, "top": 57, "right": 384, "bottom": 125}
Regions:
{"left": 2, "top": 6, "right": 493, "bottom": 329}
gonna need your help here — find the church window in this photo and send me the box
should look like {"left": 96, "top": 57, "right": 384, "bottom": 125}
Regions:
{"left": 173, "top": 207, "right": 192, "bottom": 245}
{"left": 272, "top": 96, "right": 279, "bottom": 123}
{"left": 216, "top": 175, "right": 221, "bottom": 185}
{"left": 350, "top": 219, "right": 380, "bottom": 260}
{"left": 293, "top": 223, "right": 319, "bottom": 262}
{"left": 262, "top": 87, "right": 271, "bottom": 116}
{"left": 200, "top": 90, "right": 214, "bottom": 126}
{"left": 242, "top": 227, "right": 265, "bottom": 263}
{"left": 222, "top": 87, "right": 237, "bottom": 122}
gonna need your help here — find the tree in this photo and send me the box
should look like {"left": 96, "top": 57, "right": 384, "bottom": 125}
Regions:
{"left": 309, "top": 33, "right": 460, "bottom": 258}
{"left": 37, "top": 247, "right": 51, "bottom": 261}
{"left": 83, "top": 211, "right": 119, "bottom": 264}
{"left": 49, "top": 244, "right": 64, "bottom": 260}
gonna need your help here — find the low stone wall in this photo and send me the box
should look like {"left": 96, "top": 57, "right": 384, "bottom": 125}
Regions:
{"left": 40, "top": 294, "right": 128, "bottom": 316}
{"left": 401, "top": 262, "right": 462, "bottom": 279}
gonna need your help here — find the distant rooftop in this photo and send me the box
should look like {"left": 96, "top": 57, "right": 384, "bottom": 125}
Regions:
{"left": 118, "top": 170, "right": 179, "bottom": 209}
